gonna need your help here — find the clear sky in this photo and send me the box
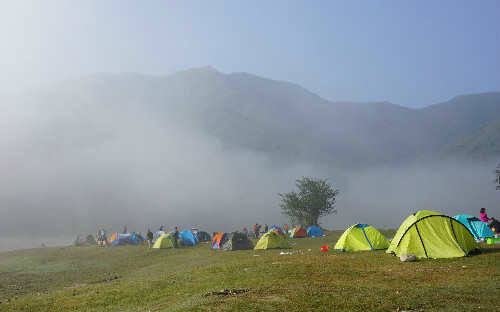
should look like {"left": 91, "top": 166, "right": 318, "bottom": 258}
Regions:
{"left": 1, "top": 0, "right": 499, "bottom": 107}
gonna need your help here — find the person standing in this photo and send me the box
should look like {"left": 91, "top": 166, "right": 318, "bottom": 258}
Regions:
{"left": 147, "top": 228, "right": 153, "bottom": 248}
{"left": 253, "top": 223, "right": 259, "bottom": 238}
{"left": 173, "top": 226, "right": 179, "bottom": 248}
{"left": 264, "top": 224, "right": 269, "bottom": 233}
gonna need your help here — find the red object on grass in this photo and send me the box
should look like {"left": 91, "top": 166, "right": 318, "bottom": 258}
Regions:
{"left": 320, "top": 245, "right": 328, "bottom": 252}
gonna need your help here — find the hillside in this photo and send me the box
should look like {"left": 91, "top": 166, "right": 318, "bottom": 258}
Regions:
{"left": 0, "top": 233, "right": 498, "bottom": 311}
{"left": 443, "top": 118, "right": 500, "bottom": 159}
{"left": 25, "top": 68, "right": 500, "bottom": 168}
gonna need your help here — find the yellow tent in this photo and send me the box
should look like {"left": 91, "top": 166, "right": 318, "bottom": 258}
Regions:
{"left": 387, "top": 210, "right": 477, "bottom": 259}
{"left": 334, "top": 224, "right": 389, "bottom": 251}
{"left": 254, "top": 231, "right": 289, "bottom": 250}
{"left": 153, "top": 233, "right": 175, "bottom": 249}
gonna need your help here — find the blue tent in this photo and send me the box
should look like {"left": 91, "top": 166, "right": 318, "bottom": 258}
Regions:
{"left": 196, "top": 230, "right": 212, "bottom": 242}
{"left": 453, "top": 214, "right": 494, "bottom": 239}
{"left": 109, "top": 233, "right": 140, "bottom": 246}
{"left": 180, "top": 229, "right": 199, "bottom": 246}
{"left": 307, "top": 225, "right": 324, "bottom": 237}
{"left": 269, "top": 226, "right": 284, "bottom": 235}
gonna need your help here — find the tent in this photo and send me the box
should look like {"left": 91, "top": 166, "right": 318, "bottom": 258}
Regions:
{"left": 254, "top": 231, "right": 290, "bottom": 250}
{"left": 387, "top": 210, "right": 477, "bottom": 259}
{"left": 289, "top": 226, "right": 307, "bottom": 238}
{"left": 269, "top": 226, "right": 285, "bottom": 236}
{"left": 196, "top": 231, "right": 212, "bottom": 242}
{"left": 307, "top": 225, "right": 324, "bottom": 237}
{"left": 152, "top": 231, "right": 165, "bottom": 243}
{"left": 152, "top": 233, "right": 175, "bottom": 249}
{"left": 212, "top": 232, "right": 228, "bottom": 249}
{"left": 108, "top": 233, "right": 140, "bottom": 246}
{"left": 453, "top": 214, "right": 494, "bottom": 239}
{"left": 334, "top": 224, "right": 390, "bottom": 251}
{"left": 180, "top": 229, "right": 199, "bottom": 246}
{"left": 221, "top": 232, "right": 254, "bottom": 251}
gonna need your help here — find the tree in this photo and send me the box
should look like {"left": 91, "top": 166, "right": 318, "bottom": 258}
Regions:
{"left": 279, "top": 177, "right": 339, "bottom": 227}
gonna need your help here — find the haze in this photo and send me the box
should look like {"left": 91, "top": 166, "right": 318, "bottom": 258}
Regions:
{"left": 0, "top": 1, "right": 499, "bottom": 251}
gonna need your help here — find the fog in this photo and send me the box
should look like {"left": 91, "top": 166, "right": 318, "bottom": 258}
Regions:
{"left": 0, "top": 86, "right": 498, "bottom": 252}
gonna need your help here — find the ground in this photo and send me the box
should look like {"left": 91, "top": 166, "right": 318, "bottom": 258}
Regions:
{"left": 0, "top": 230, "right": 498, "bottom": 311}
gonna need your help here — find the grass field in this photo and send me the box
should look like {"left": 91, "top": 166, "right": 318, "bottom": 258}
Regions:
{"left": 0, "top": 230, "right": 499, "bottom": 312}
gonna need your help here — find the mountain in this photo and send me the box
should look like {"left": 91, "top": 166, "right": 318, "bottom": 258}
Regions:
{"left": 24, "top": 67, "right": 500, "bottom": 167}
{"left": 442, "top": 118, "right": 500, "bottom": 159}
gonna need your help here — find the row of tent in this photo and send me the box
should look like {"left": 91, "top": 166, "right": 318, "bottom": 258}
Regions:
{"left": 153, "top": 226, "right": 324, "bottom": 251}
{"left": 267, "top": 225, "right": 324, "bottom": 238}
{"left": 334, "top": 210, "right": 494, "bottom": 259}
{"left": 210, "top": 225, "right": 325, "bottom": 251}
{"left": 108, "top": 225, "right": 325, "bottom": 248}
{"left": 109, "top": 210, "right": 491, "bottom": 259}
{"left": 152, "top": 229, "right": 213, "bottom": 248}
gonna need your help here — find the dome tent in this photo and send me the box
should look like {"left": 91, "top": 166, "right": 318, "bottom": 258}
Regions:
{"left": 254, "top": 231, "right": 289, "bottom": 250}
{"left": 179, "top": 229, "right": 199, "bottom": 246}
{"left": 269, "top": 226, "right": 285, "bottom": 236}
{"left": 307, "top": 225, "right": 324, "bottom": 237}
{"left": 387, "top": 210, "right": 477, "bottom": 259}
{"left": 212, "top": 233, "right": 228, "bottom": 249}
{"left": 453, "top": 214, "right": 494, "bottom": 240}
{"left": 289, "top": 226, "right": 307, "bottom": 238}
{"left": 334, "top": 224, "right": 390, "bottom": 251}
{"left": 195, "top": 231, "right": 212, "bottom": 242}
{"left": 221, "top": 232, "right": 254, "bottom": 251}
{"left": 152, "top": 233, "right": 175, "bottom": 249}
{"left": 152, "top": 231, "right": 165, "bottom": 243}
{"left": 108, "top": 233, "right": 140, "bottom": 246}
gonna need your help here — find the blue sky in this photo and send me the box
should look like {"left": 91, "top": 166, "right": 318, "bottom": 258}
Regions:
{"left": 1, "top": 0, "right": 499, "bottom": 107}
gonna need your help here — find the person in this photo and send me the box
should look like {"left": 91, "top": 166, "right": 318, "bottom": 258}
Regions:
{"left": 159, "top": 225, "right": 164, "bottom": 231}
{"left": 173, "top": 226, "right": 179, "bottom": 248}
{"left": 147, "top": 228, "right": 153, "bottom": 247}
{"left": 253, "top": 223, "right": 259, "bottom": 238}
{"left": 264, "top": 224, "right": 269, "bottom": 233}
{"left": 284, "top": 224, "right": 289, "bottom": 235}
{"left": 96, "top": 229, "right": 102, "bottom": 246}
{"left": 480, "top": 208, "right": 490, "bottom": 223}
{"left": 481, "top": 208, "right": 500, "bottom": 234}
{"left": 102, "top": 229, "right": 108, "bottom": 247}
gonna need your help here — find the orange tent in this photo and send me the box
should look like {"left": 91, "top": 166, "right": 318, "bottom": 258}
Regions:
{"left": 108, "top": 232, "right": 118, "bottom": 244}
{"left": 211, "top": 233, "right": 227, "bottom": 249}
{"left": 289, "top": 226, "right": 307, "bottom": 238}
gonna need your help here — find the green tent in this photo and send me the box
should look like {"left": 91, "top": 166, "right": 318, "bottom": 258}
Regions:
{"left": 387, "top": 210, "right": 477, "bottom": 259}
{"left": 334, "top": 224, "right": 390, "bottom": 251}
{"left": 152, "top": 233, "right": 175, "bottom": 249}
{"left": 222, "top": 232, "right": 254, "bottom": 251}
{"left": 254, "top": 231, "right": 290, "bottom": 250}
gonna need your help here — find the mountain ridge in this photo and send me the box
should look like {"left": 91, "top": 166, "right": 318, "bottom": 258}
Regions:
{"left": 22, "top": 67, "right": 500, "bottom": 167}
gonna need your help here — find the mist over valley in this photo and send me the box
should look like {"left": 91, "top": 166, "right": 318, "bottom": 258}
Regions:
{"left": 1, "top": 68, "right": 498, "bottom": 251}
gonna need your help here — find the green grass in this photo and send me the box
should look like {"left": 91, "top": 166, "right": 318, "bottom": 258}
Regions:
{"left": 0, "top": 231, "right": 499, "bottom": 311}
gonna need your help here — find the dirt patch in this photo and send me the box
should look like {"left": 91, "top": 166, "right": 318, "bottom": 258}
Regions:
{"left": 89, "top": 275, "right": 120, "bottom": 284}
{"left": 203, "top": 288, "right": 250, "bottom": 297}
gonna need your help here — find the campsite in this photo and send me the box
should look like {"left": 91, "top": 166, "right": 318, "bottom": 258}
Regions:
{"left": 1, "top": 1, "right": 500, "bottom": 311}
{"left": 0, "top": 225, "right": 499, "bottom": 311}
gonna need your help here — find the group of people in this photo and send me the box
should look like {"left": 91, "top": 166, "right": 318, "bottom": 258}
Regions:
{"left": 480, "top": 208, "right": 499, "bottom": 234}
{"left": 249, "top": 223, "right": 290, "bottom": 238}
{"left": 96, "top": 228, "right": 108, "bottom": 246}
{"left": 95, "top": 225, "right": 183, "bottom": 248}
{"left": 146, "top": 226, "right": 180, "bottom": 248}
